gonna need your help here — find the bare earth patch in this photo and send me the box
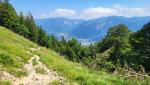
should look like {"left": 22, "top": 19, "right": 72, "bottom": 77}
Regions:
{"left": 0, "top": 48, "right": 65, "bottom": 85}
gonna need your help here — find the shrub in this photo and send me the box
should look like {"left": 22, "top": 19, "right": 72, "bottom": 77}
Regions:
{"left": 32, "top": 58, "right": 38, "bottom": 66}
{"left": 35, "top": 67, "right": 46, "bottom": 74}
{"left": 0, "top": 53, "right": 13, "bottom": 65}
{"left": 0, "top": 80, "right": 11, "bottom": 85}
{"left": 50, "top": 80, "right": 61, "bottom": 85}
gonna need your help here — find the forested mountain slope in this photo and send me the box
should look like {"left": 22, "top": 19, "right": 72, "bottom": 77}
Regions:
{"left": 0, "top": 1, "right": 150, "bottom": 85}
{"left": 0, "top": 27, "right": 149, "bottom": 85}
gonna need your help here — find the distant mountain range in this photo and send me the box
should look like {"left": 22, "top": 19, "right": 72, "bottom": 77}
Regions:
{"left": 36, "top": 16, "right": 150, "bottom": 44}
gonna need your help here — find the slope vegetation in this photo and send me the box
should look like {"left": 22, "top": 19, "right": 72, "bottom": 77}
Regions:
{"left": 0, "top": 26, "right": 149, "bottom": 85}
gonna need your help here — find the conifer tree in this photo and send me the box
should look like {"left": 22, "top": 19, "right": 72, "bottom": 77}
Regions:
{"left": 0, "top": 1, "right": 20, "bottom": 32}
{"left": 37, "top": 26, "right": 49, "bottom": 47}
{"left": 24, "top": 13, "right": 38, "bottom": 43}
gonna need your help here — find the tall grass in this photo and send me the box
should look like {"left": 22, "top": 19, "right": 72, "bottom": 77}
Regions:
{"left": 38, "top": 48, "right": 150, "bottom": 85}
{"left": 0, "top": 26, "right": 150, "bottom": 85}
{"left": 0, "top": 53, "right": 13, "bottom": 65}
{"left": 0, "top": 80, "right": 11, "bottom": 85}
{"left": 0, "top": 26, "right": 37, "bottom": 77}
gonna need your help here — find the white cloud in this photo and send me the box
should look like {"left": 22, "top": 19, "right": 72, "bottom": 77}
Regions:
{"left": 79, "top": 7, "right": 116, "bottom": 19}
{"left": 37, "top": 8, "right": 76, "bottom": 19}
{"left": 79, "top": 5, "right": 150, "bottom": 19}
{"left": 36, "top": 5, "right": 150, "bottom": 20}
{"left": 112, "top": 4, "right": 149, "bottom": 17}
{"left": 53, "top": 8, "right": 76, "bottom": 17}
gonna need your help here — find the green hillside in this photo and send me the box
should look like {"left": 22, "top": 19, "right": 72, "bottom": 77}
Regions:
{"left": 0, "top": 26, "right": 149, "bottom": 85}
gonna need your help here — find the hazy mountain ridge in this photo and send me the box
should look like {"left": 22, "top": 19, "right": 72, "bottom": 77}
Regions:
{"left": 36, "top": 17, "right": 83, "bottom": 34}
{"left": 36, "top": 16, "right": 150, "bottom": 42}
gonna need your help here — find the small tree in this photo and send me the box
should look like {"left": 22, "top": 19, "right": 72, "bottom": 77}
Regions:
{"left": 24, "top": 13, "right": 38, "bottom": 43}
{"left": 98, "top": 24, "right": 132, "bottom": 64}
{"left": 130, "top": 22, "right": 150, "bottom": 71}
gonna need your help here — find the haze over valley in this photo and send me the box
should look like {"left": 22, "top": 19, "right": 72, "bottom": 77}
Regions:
{"left": 36, "top": 16, "right": 150, "bottom": 44}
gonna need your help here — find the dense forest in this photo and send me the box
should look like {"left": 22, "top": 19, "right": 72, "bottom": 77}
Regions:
{"left": 0, "top": 0, "right": 150, "bottom": 80}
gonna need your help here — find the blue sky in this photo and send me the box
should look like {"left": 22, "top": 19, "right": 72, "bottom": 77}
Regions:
{"left": 10, "top": 0, "right": 150, "bottom": 19}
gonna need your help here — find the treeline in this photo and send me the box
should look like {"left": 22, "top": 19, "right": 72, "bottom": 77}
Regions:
{"left": 0, "top": 0, "right": 150, "bottom": 73}
{"left": 90, "top": 23, "right": 150, "bottom": 73}
{"left": 0, "top": 0, "right": 96, "bottom": 62}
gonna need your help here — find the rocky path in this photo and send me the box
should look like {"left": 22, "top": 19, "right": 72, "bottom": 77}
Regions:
{"left": 0, "top": 48, "right": 65, "bottom": 85}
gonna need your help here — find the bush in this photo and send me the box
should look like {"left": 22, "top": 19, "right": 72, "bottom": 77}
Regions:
{"left": 0, "top": 53, "right": 13, "bottom": 65}
{"left": 35, "top": 67, "right": 46, "bottom": 74}
{"left": 0, "top": 80, "right": 11, "bottom": 85}
{"left": 50, "top": 80, "right": 61, "bottom": 85}
{"left": 104, "top": 62, "right": 116, "bottom": 72}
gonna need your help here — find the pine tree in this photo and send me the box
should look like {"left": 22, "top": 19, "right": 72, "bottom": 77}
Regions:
{"left": 49, "top": 35, "right": 60, "bottom": 51}
{"left": 65, "top": 46, "right": 77, "bottom": 61}
{"left": 37, "top": 26, "right": 49, "bottom": 47}
{"left": 24, "top": 13, "right": 38, "bottom": 43}
{"left": 0, "top": 1, "right": 20, "bottom": 32}
{"left": 18, "top": 12, "right": 29, "bottom": 38}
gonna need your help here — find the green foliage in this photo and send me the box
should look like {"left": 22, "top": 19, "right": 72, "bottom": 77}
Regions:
{"left": 130, "top": 22, "right": 150, "bottom": 71}
{"left": 0, "top": 1, "right": 150, "bottom": 84}
{"left": 9, "top": 69, "right": 27, "bottom": 77}
{"left": 50, "top": 80, "right": 61, "bottom": 85}
{"left": 0, "top": 80, "right": 11, "bottom": 85}
{"left": 0, "top": 27, "right": 35, "bottom": 77}
{"left": 98, "top": 24, "right": 132, "bottom": 64}
{"left": 0, "top": 1, "right": 18, "bottom": 28}
{"left": 32, "top": 58, "right": 38, "bottom": 66}
{"left": 103, "top": 62, "right": 116, "bottom": 72}
{"left": 49, "top": 35, "right": 60, "bottom": 51}
{"left": 0, "top": 53, "right": 13, "bottom": 65}
{"left": 0, "top": 1, "right": 97, "bottom": 65}
{"left": 24, "top": 13, "right": 38, "bottom": 43}
{"left": 39, "top": 47, "right": 150, "bottom": 85}
{"left": 88, "top": 46, "right": 115, "bottom": 71}
{"left": 35, "top": 67, "right": 46, "bottom": 74}
{"left": 0, "top": 1, "right": 26, "bottom": 36}
{"left": 65, "top": 46, "right": 77, "bottom": 61}
{"left": 37, "top": 27, "right": 49, "bottom": 47}
{"left": 18, "top": 12, "right": 29, "bottom": 38}
{"left": 0, "top": 23, "right": 150, "bottom": 85}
